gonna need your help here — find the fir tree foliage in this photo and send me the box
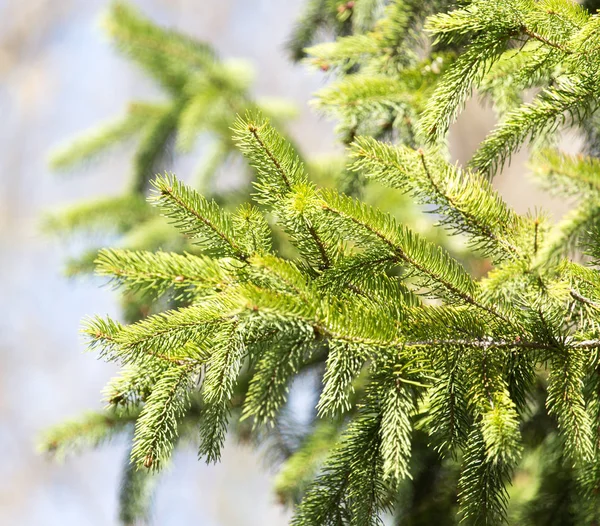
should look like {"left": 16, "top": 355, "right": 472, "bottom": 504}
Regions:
{"left": 305, "top": 0, "right": 455, "bottom": 145}
{"left": 40, "top": 0, "right": 600, "bottom": 524}
{"left": 421, "top": 0, "right": 600, "bottom": 176}
{"left": 46, "top": 102, "right": 600, "bottom": 523}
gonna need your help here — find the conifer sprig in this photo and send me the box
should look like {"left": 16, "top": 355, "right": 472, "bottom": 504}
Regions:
{"left": 95, "top": 248, "right": 234, "bottom": 300}
{"left": 350, "top": 137, "right": 524, "bottom": 260}
{"left": 130, "top": 362, "right": 200, "bottom": 470}
{"left": 150, "top": 174, "right": 249, "bottom": 260}
{"left": 422, "top": 0, "right": 600, "bottom": 176}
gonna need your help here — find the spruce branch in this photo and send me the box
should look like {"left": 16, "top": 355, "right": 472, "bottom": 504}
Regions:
{"left": 150, "top": 173, "right": 249, "bottom": 260}
{"left": 38, "top": 410, "right": 136, "bottom": 461}
{"left": 232, "top": 112, "right": 307, "bottom": 204}
{"left": 457, "top": 429, "right": 513, "bottom": 525}
{"left": 470, "top": 77, "right": 598, "bottom": 176}
{"left": 198, "top": 322, "right": 245, "bottom": 462}
{"left": 95, "top": 248, "right": 234, "bottom": 300}
{"left": 233, "top": 113, "right": 337, "bottom": 270}
{"left": 103, "top": 1, "right": 216, "bottom": 92}
{"left": 131, "top": 362, "right": 199, "bottom": 471}
{"left": 350, "top": 137, "right": 524, "bottom": 260}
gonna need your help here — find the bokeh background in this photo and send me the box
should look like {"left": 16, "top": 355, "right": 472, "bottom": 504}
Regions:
{"left": 0, "top": 1, "right": 576, "bottom": 524}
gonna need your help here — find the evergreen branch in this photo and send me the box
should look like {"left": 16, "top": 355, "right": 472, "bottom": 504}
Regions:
{"left": 286, "top": 0, "right": 331, "bottom": 61}
{"left": 83, "top": 304, "right": 227, "bottom": 365}
{"left": 233, "top": 203, "right": 273, "bottom": 256}
{"left": 198, "top": 323, "right": 245, "bottom": 462}
{"left": 131, "top": 362, "right": 199, "bottom": 470}
{"left": 319, "top": 189, "right": 478, "bottom": 302}
{"left": 311, "top": 73, "right": 419, "bottom": 120}
{"left": 320, "top": 251, "right": 419, "bottom": 308}
{"left": 426, "top": 349, "right": 471, "bottom": 454}
{"left": 95, "top": 248, "right": 233, "bottom": 299}
{"left": 284, "top": 183, "right": 339, "bottom": 271}
{"left": 471, "top": 361, "right": 523, "bottom": 466}
{"left": 457, "top": 428, "right": 513, "bottom": 525}
{"left": 305, "top": 221, "right": 332, "bottom": 269}
{"left": 238, "top": 282, "right": 547, "bottom": 355}
{"left": 243, "top": 328, "right": 314, "bottom": 426}
{"left": 420, "top": 32, "right": 509, "bottom": 141}
{"left": 292, "top": 413, "right": 387, "bottom": 525}
{"left": 248, "top": 125, "right": 293, "bottom": 190}
{"left": 233, "top": 113, "right": 335, "bottom": 270}
{"left": 38, "top": 410, "right": 135, "bottom": 461}
{"left": 150, "top": 173, "right": 249, "bottom": 260}
{"left": 131, "top": 99, "right": 184, "bottom": 194}
{"left": 470, "top": 77, "right": 597, "bottom": 176}
{"left": 424, "top": 3, "right": 517, "bottom": 44}
{"left": 103, "top": 1, "right": 216, "bottom": 92}
{"left": 236, "top": 283, "right": 400, "bottom": 351}
{"left": 102, "top": 363, "right": 169, "bottom": 408}
{"left": 547, "top": 345, "right": 595, "bottom": 466}
{"left": 48, "top": 110, "right": 153, "bottom": 171}
{"left": 379, "top": 373, "right": 414, "bottom": 482}
{"left": 176, "top": 89, "right": 222, "bottom": 152}
{"left": 305, "top": 35, "right": 380, "bottom": 71}
{"left": 530, "top": 148, "right": 600, "bottom": 197}
{"left": 479, "top": 42, "right": 560, "bottom": 115}
{"left": 318, "top": 340, "right": 368, "bottom": 417}
{"left": 232, "top": 112, "right": 306, "bottom": 204}
{"left": 521, "top": 27, "right": 573, "bottom": 53}
{"left": 43, "top": 194, "right": 152, "bottom": 236}
{"left": 318, "top": 190, "right": 513, "bottom": 324}
{"left": 533, "top": 200, "right": 600, "bottom": 265}
{"left": 350, "top": 137, "right": 523, "bottom": 260}
{"left": 44, "top": 2, "right": 600, "bottom": 520}
{"left": 481, "top": 398, "right": 522, "bottom": 465}
{"left": 570, "top": 289, "right": 600, "bottom": 310}
{"left": 249, "top": 254, "right": 313, "bottom": 302}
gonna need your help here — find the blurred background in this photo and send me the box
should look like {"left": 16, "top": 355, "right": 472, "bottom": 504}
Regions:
{"left": 0, "top": 1, "right": 576, "bottom": 525}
